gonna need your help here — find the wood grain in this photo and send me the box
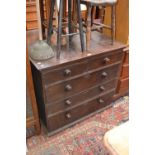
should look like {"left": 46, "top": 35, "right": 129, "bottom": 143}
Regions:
{"left": 30, "top": 32, "right": 125, "bottom": 134}
{"left": 26, "top": 44, "right": 41, "bottom": 135}
{"left": 104, "top": 0, "right": 129, "bottom": 44}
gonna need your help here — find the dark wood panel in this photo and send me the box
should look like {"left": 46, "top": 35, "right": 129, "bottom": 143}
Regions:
{"left": 45, "top": 64, "right": 120, "bottom": 103}
{"left": 31, "top": 63, "right": 47, "bottom": 126}
{"left": 46, "top": 90, "right": 115, "bottom": 132}
{"left": 45, "top": 79, "right": 117, "bottom": 115}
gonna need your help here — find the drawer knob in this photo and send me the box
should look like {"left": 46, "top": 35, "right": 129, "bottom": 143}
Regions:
{"left": 64, "top": 69, "right": 71, "bottom": 76}
{"left": 65, "top": 99, "right": 72, "bottom": 105}
{"left": 98, "top": 98, "right": 104, "bottom": 104}
{"left": 66, "top": 113, "right": 71, "bottom": 119}
{"left": 101, "top": 72, "right": 108, "bottom": 78}
{"left": 65, "top": 84, "right": 72, "bottom": 91}
{"left": 99, "top": 86, "right": 105, "bottom": 91}
{"left": 103, "top": 57, "right": 110, "bottom": 63}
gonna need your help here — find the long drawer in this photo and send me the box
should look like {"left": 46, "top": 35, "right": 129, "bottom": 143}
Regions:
{"left": 42, "top": 50, "right": 123, "bottom": 85}
{"left": 45, "top": 79, "right": 117, "bottom": 115}
{"left": 45, "top": 64, "right": 120, "bottom": 103}
{"left": 46, "top": 89, "right": 115, "bottom": 132}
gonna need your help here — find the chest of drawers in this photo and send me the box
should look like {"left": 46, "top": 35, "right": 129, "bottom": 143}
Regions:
{"left": 30, "top": 33, "right": 125, "bottom": 135}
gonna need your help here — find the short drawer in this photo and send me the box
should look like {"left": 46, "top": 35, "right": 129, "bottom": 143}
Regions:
{"left": 88, "top": 50, "right": 123, "bottom": 71}
{"left": 45, "top": 79, "right": 117, "bottom": 115}
{"left": 42, "top": 61, "right": 87, "bottom": 85}
{"left": 46, "top": 90, "right": 115, "bottom": 132}
{"left": 45, "top": 64, "right": 120, "bottom": 103}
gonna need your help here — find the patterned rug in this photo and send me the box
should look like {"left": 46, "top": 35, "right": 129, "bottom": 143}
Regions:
{"left": 27, "top": 96, "right": 129, "bottom": 155}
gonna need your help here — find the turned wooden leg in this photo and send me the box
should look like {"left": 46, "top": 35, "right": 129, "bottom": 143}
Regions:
{"left": 63, "top": 0, "right": 67, "bottom": 17}
{"left": 111, "top": 5, "right": 115, "bottom": 45}
{"left": 57, "top": 0, "right": 63, "bottom": 59}
{"left": 86, "top": 4, "right": 92, "bottom": 50}
{"left": 68, "top": 0, "right": 72, "bottom": 44}
{"left": 91, "top": 6, "right": 96, "bottom": 26}
{"left": 101, "top": 6, "right": 105, "bottom": 32}
{"left": 77, "top": 0, "right": 85, "bottom": 52}
{"left": 72, "top": 0, "right": 77, "bottom": 32}
{"left": 34, "top": 120, "right": 41, "bottom": 135}
{"left": 39, "top": 0, "right": 46, "bottom": 39}
{"left": 47, "top": 0, "right": 56, "bottom": 44}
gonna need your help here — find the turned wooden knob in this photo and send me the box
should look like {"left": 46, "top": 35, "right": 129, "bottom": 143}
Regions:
{"left": 65, "top": 84, "right": 72, "bottom": 91}
{"left": 98, "top": 98, "right": 104, "bottom": 104}
{"left": 66, "top": 113, "right": 71, "bottom": 119}
{"left": 64, "top": 69, "right": 71, "bottom": 76}
{"left": 65, "top": 99, "right": 72, "bottom": 105}
{"left": 101, "top": 72, "right": 108, "bottom": 78}
{"left": 103, "top": 57, "right": 110, "bottom": 63}
{"left": 99, "top": 86, "right": 105, "bottom": 91}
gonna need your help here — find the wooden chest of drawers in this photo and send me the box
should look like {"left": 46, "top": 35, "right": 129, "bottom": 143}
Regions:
{"left": 30, "top": 33, "right": 125, "bottom": 135}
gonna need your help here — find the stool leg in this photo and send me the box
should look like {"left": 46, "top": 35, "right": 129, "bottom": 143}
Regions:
{"left": 47, "top": 0, "right": 56, "bottom": 45}
{"left": 39, "top": 0, "right": 45, "bottom": 39}
{"left": 86, "top": 4, "right": 92, "bottom": 50}
{"left": 101, "top": 6, "right": 105, "bottom": 32}
{"left": 72, "top": 0, "right": 77, "bottom": 33}
{"left": 57, "top": 0, "right": 64, "bottom": 59}
{"left": 76, "top": 0, "right": 85, "bottom": 52}
{"left": 68, "top": 0, "right": 72, "bottom": 44}
{"left": 111, "top": 5, "right": 116, "bottom": 45}
{"left": 91, "top": 6, "right": 96, "bottom": 26}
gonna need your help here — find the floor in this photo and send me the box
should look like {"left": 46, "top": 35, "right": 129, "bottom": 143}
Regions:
{"left": 26, "top": 96, "right": 129, "bottom": 155}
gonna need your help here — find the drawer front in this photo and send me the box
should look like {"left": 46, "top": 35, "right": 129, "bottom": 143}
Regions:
{"left": 117, "top": 77, "right": 129, "bottom": 94}
{"left": 121, "top": 64, "right": 129, "bottom": 78}
{"left": 45, "top": 64, "right": 120, "bottom": 103}
{"left": 46, "top": 79, "right": 117, "bottom": 115}
{"left": 42, "top": 61, "right": 87, "bottom": 85}
{"left": 46, "top": 90, "right": 115, "bottom": 132}
{"left": 88, "top": 50, "right": 123, "bottom": 71}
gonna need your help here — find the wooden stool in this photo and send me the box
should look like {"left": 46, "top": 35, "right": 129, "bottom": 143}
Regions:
{"left": 47, "top": 0, "right": 85, "bottom": 59}
{"left": 81, "top": 0, "right": 117, "bottom": 50}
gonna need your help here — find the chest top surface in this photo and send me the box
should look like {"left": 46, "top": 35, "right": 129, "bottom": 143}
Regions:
{"left": 30, "top": 32, "right": 126, "bottom": 71}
